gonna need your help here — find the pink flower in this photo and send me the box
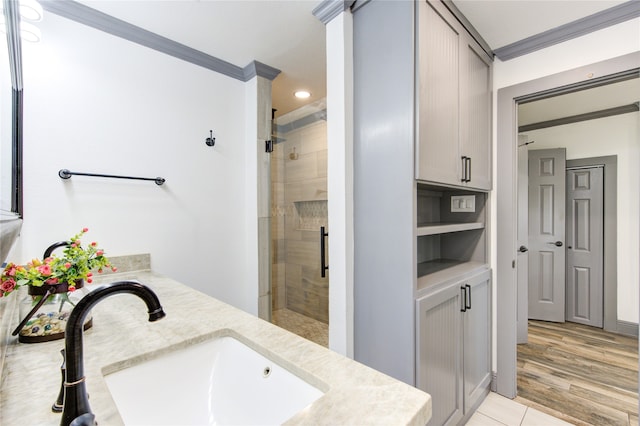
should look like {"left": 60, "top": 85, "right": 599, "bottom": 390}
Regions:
{"left": 82, "top": 227, "right": 89, "bottom": 233}
{"left": 96, "top": 250, "right": 104, "bottom": 256}
{"left": 111, "top": 266, "right": 118, "bottom": 272}
{"left": 1, "top": 279, "right": 16, "bottom": 292}
{"left": 46, "top": 277, "right": 59, "bottom": 285}
{"left": 87, "top": 272, "right": 93, "bottom": 277}
{"left": 64, "top": 262, "right": 72, "bottom": 269}
{"left": 37, "top": 265, "right": 52, "bottom": 276}
{"left": 68, "top": 285, "right": 76, "bottom": 292}
{"left": 90, "top": 242, "right": 97, "bottom": 247}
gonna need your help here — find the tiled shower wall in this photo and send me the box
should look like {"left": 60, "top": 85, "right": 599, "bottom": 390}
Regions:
{"left": 271, "top": 119, "right": 328, "bottom": 323}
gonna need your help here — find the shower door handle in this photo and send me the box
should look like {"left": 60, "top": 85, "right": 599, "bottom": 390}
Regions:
{"left": 320, "top": 226, "right": 329, "bottom": 278}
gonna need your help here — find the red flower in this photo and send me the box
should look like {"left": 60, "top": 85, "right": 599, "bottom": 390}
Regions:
{"left": 90, "top": 242, "right": 97, "bottom": 247}
{"left": 87, "top": 272, "right": 93, "bottom": 277}
{"left": 1, "top": 279, "right": 16, "bottom": 292}
{"left": 87, "top": 278, "right": 92, "bottom": 284}
{"left": 46, "top": 277, "right": 59, "bottom": 285}
{"left": 68, "top": 285, "right": 76, "bottom": 292}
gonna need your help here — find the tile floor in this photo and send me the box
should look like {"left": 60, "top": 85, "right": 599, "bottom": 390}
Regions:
{"left": 467, "top": 392, "right": 573, "bottom": 426}
{"left": 271, "top": 308, "right": 328, "bottom": 347}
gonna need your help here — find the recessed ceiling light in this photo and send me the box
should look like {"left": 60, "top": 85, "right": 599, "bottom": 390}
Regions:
{"left": 294, "top": 91, "right": 311, "bottom": 99}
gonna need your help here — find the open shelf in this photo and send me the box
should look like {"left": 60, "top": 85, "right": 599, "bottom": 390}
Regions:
{"left": 416, "top": 222, "right": 484, "bottom": 236}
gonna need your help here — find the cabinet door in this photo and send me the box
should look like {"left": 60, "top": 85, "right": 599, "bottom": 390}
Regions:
{"left": 416, "top": 283, "right": 463, "bottom": 426}
{"left": 462, "top": 270, "right": 492, "bottom": 413}
{"left": 460, "top": 36, "right": 492, "bottom": 191}
{"left": 416, "top": 0, "right": 461, "bottom": 186}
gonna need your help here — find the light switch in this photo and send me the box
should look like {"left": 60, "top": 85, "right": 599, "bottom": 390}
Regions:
{"left": 451, "top": 195, "right": 475, "bottom": 212}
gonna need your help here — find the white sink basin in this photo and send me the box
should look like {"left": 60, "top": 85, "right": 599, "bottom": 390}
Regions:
{"left": 104, "top": 334, "right": 325, "bottom": 425}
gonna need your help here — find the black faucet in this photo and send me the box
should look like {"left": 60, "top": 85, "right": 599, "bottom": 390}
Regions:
{"left": 60, "top": 281, "right": 166, "bottom": 426}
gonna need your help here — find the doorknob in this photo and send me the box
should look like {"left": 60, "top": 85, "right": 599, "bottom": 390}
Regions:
{"left": 547, "top": 241, "right": 563, "bottom": 247}
{"left": 518, "top": 245, "right": 528, "bottom": 253}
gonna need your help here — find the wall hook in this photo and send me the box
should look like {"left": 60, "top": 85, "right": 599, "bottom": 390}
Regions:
{"left": 205, "top": 130, "right": 216, "bottom": 147}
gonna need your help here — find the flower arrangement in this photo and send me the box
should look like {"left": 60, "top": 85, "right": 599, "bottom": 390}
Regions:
{"left": 0, "top": 227, "right": 116, "bottom": 297}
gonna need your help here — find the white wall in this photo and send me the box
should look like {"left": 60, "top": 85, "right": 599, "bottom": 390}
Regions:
{"left": 523, "top": 112, "right": 639, "bottom": 323}
{"left": 14, "top": 13, "right": 259, "bottom": 314}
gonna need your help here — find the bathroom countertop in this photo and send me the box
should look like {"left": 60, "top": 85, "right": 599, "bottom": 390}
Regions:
{"left": 0, "top": 270, "right": 431, "bottom": 425}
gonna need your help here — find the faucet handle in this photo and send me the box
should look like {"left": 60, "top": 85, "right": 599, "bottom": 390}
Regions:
{"left": 69, "top": 413, "right": 97, "bottom": 426}
{"left": 52, "top": 349, "right": 66, "bottom": 413}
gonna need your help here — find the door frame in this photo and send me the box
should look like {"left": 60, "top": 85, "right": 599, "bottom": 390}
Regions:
{"left": 566, "top": 156, "right": 617, "bottom": 331}
{"left": 495, "top": 52, "right": 639, "bottom": 398}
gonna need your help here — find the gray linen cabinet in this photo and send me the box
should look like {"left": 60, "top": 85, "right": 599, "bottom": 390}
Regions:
{"left": 353, "top": 1, "right": 492, "bottom": 424}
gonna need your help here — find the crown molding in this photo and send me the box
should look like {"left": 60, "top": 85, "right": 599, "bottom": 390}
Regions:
{"left": 243, "top": 61, "right": 281, "bottom": 81}
{"left": 495, "top": 1, "right": 640, "bottom": 61}
{"left": 40, "top": 0, "right": 280, "bottom": 81}
{"left": 312, "top": 0, "right": 355, "bottom": 25}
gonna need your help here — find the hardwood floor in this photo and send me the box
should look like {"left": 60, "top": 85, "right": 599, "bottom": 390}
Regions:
{"left": 516, "top": 320, "right": 638, "bottom": 426}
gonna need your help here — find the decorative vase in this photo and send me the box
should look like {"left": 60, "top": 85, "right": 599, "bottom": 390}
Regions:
{"left": 14, "top": 279, "right": 92, "bottom": 343}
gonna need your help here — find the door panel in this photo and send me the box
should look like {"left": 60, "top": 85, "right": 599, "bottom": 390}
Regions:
{"left": 463, "top": 271, "right": 491, "bottom": 413}
{"left": 416, "top": 284, "right": 463, "bottom": 426}
{"left": 460, "top": 40, "right": 492, "bottom": 190}
{"left": 416, "top": 1, "right": 460, "bottom": 185}
{"left": 566, "top": 167, "right": 603, "bottom": 327}
{"left": 528, "top": 149, "right": 566, "bottom": 322}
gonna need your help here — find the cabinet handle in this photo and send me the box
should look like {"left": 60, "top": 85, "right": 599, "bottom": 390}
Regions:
{"left": 465, "top": 284, "right": 471, "bottom": 310}
{"left": 460, "top": 286, "right": 467, "bottom": 312}
{"left": 320, "top": 226, "right": 329, "bottom": 278}
{"left": 466, "top": 157, "right": 472, "bottom": 182}
{"left": 461, "top": 156, "right": 468, "bottom": 182}
{"left": 461, "top": 156, "right": 471, "bottom": 182}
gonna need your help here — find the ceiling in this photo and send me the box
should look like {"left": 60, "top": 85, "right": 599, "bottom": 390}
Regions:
{"left": 69, "top": 0, "right": 636, "bottom": 119}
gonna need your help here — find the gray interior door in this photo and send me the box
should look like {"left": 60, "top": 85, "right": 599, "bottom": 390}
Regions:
{"left": 528, "top": 148, "right": 566, "bottom": 322}
{"left": 566, "top": 166, "right": 604, "bottom": 327}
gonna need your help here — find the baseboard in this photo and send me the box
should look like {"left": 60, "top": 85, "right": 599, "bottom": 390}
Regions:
{"left": 616, "top": 320, "right": 639, "bottom": 338}
{"left": 490, "top": 371, "right": 497, "bottom": 392}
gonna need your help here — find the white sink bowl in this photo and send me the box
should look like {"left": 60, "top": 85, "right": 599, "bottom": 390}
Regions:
{"left": 104, "top": 334, "right": 325, "bottom": 425}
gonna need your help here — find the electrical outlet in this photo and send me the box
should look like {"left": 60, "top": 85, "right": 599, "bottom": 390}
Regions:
{"left": 451, "top": 195, "right": 475, "bottom": 212}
